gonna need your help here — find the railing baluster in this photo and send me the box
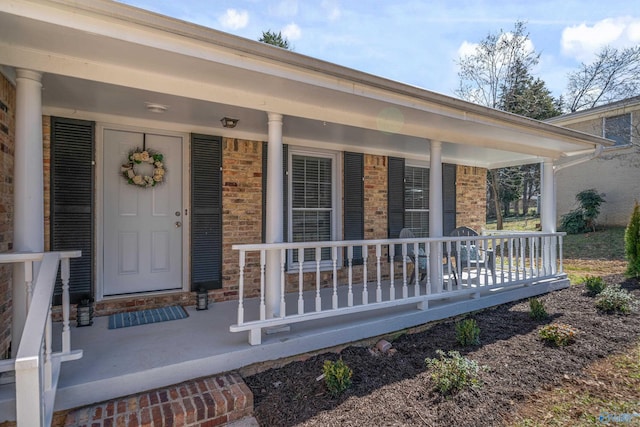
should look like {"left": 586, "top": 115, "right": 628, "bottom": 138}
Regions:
{"left": 445, "top": 241, "right": 452, "bottom": 291}
{"left": 45, "top": 306, "right": 52, "bottom": 390}
{"left": 425, "top": 243, "right": 431, "bottom": 295}
{"left": 61, "top": 257, "right": 71, "bottom": 353}
{"left": 298, "top": 248, "right": 304, "bottom": 315}
{"left": 402, "top": 243, "right": 408, "bottom": 299}
{"left": 413, "top": 242, "right": 420, "bottom": 294}
{"left": 332, "top": 246, "right": 338, "bottom": 309}
{"left": 260, "top": 250, "right": 266, "bottom": 320}
{"left": 389, "top": 244, "right": 395, "bottom": 300}
{"left": 237, "top": 251, "right": 245, "bottom": 325}
{"left": 558, "top": 235, "right": 564, "bottom": 274}
{"left": 362, "top": 245, "right": 368, "bottom": 304}
{"left": 280, "top": 249, "right": 286, "bottom": 317}
{"left": 347, "top": 246, "right": 354, "bottom": 307}
{"left": 375, "top": 244, "right": 382, "bottom": 302}
{"left": 315, "top": 247, "right": 322, "bottom": 312}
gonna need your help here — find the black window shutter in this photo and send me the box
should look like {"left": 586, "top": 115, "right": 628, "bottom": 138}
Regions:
{"left": 191, "top": 134, "right": 222, "bottom": 290}
{"left": 388, "top": 157, "right": 405, "bottom": 261}
{"left": 261, "top": 142, "right": 288, "bottom": 243}
{"left": 442, "top": 163, "right": 457, "bottom": 235}
{"left": 344, "top": 152, "right": 364, "bottom": 264}
{"left": 50, "top": 117, "right": 94, "bottom": 305}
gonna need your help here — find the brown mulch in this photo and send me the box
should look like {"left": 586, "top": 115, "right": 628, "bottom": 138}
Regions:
{"left": 244, "top": 275, "right": 640, "bottom": 427}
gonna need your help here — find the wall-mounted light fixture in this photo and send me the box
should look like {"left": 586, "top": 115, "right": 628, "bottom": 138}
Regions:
{"left": 220, "top": 117, "right": 239, "bottom": 128}
{"left": 145, "top": 102, "right": 168, "bottom": 114}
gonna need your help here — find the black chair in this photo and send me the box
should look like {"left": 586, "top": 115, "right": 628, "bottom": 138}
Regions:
{"left": 450, "top": 226, "right": 496, "bottom": 283}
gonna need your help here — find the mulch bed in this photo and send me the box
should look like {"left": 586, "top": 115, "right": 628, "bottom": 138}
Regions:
{"left": 244, "top": 275, "right": 640, "bottom": 426}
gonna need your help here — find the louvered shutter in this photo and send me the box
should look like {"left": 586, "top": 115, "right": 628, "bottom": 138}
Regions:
{"left": 388, "top": 157, "right": 405, "bottom": 261}
{"left": 50, "top": 117, "right": 94, "bottom": 304}
{"left": 261, "top": 143, "right": 288, "bottom": 243}
{"left": 442, "top": 163, "right": 457, "bottom": 235}
{"left": 191, "top": 134, "right": 222, "bottom": 290}
{"left": 343, "top": 152, "right": 364, "bottom": 264}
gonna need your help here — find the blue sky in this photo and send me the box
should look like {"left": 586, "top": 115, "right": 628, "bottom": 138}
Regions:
{"left": 117, "top": 0, "right": 639, "bottom": 100}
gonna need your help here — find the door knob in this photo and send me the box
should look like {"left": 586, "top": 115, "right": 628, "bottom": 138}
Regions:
{"left": 175, "top": 221, "right": 182, "bottom": 228}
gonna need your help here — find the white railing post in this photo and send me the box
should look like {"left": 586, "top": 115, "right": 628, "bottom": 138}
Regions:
{"left": 15, "top": 355, "right": 44, "bottom": 427}
{"left": 259, "top": 250, "right": 266, "bottom": 321}
{"left": 298, "top": 248, "right": 304, "bottom": 315}
{"left": 375, "top": 244, "right": 382, "bottom": 303}
{"left": 61, "top": 257, "right": 71, "bottom": 353}
{"left": 280, "top": 249, "right": 286, "bottom": 317}
{"left": 315, "top": 248, "right": 322, "bottom": 312}
{"left": 332, "top": 247, "right": 338, "bottom": 309}
{"left": 347, "top": 246, "right": 354, "bottom": 307}
{"left": 362, "top": 245, "right": 368, "bottom": 304}
{"left": 237, "top": 251, "right": 245, "bottom": 325}
{"left": 402, "top": 243, "right": 408, "bottom": 299}
{"left": 389, "top": 244, "right": 395, "bottom": 300}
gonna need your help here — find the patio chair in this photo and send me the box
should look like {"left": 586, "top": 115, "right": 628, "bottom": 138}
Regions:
{"left": 450, "top": 226, "right": 496, "bottom": 283}
{"left": 399, "top": 228, "right": 427, "bottom": 284}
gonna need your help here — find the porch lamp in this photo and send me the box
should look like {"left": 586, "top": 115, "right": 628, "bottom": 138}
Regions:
{"left": 220, "top": 117, "right": 239, "bottom": 128}
{"left": 76, "top": 297, "right": 94, "bottom": 327}
{"left": 196, "top": 288, "right": 209, "bottom": 311}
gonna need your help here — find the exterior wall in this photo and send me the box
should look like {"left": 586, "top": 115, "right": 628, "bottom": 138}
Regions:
{"left": 41, "top": 119, "right": 488, "bottom": 315}
{"left": 455, "top": 165, "right": 487, "bottom": 232}
{"left": 555, "top": 106, "right": 640, "bottom": 226}
{"left": 0, "top": 72, "right": 15, "bottom": 358}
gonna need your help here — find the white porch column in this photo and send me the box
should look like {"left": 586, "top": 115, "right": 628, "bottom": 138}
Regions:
{"left": 428, "top": 140, "right": 443, "bottom": 293}
{"left": 540, "top": 158, "right": 557, "bottom": 273}
{"left": 265, "top": 112, "right": 284, "bottom": 318}
{"left": 12, "top": 69, "right": 44, "bottom": 357}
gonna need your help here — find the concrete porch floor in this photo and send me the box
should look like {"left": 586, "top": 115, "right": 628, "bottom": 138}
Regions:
{"left": 0, "top": 274, "right": 569, "bottom": 421}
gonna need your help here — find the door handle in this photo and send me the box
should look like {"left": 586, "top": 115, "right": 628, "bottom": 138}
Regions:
{"left": 175, "top": 221, "right": 182, "bottom": 228}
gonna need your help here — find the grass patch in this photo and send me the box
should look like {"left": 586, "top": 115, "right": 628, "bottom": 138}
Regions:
{"left": 511, "top": 341, "right": 640, "bottom": 426}
{"left": 562, "top": 227, "right": 626, "bottom": 260}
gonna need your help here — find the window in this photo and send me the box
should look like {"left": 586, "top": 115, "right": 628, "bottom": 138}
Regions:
{"left": 289, "top": 150, "right": 339, "bottom": 263}
{"left": 404, "top": 165, "right": 429, "bottom": 237}
{"left": 604, "top": 113, "right": 631, "bottom": 146}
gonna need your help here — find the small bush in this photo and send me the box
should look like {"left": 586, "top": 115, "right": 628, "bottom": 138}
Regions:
{"left": 455, "top": 318, "right": 480, "bottom": 346}
{"left": 560, "top": 209, "right": 587, "bottom": 235}
{"left": 559, "top": 189, "right": 605, "bottom": 234}
{"left": 539, "top": 323, "right": 577, "bottom": 347}
{"left": 595, "top": 284, "right": 637, "bottom": 314}
{"left": 529, "top": 298, "right": 548, "bottom": 320}
{"left": 625, "top": 201, "right": 640, "bottom": 278}
{"left": 322, "top": 359, "right": 353, "bottom": 397}
{"left": 425, "top": 350, "right": 482, "bottom": 394}
{"left": 583, "top": 275, "right": 606, "bottom": 296}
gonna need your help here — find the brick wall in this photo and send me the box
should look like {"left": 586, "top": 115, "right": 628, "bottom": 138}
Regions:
{"left": 0, "top": 71, "right": 15, "bottom": 358}
{"left": 455, "top": 165, "right": 487, "bottom": 232}
{"left": 219, "top": 138, "right": 263, "bottom": 300}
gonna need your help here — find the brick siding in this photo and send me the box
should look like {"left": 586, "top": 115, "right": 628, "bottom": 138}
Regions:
{"left": 0, "top": 72, "right": 15, "bottom": 358}
{"left": 60, "top": 372, "right": 253, "bottom": 427}
{"left": 455, "top": 165, "right": 487, "bottom": 232}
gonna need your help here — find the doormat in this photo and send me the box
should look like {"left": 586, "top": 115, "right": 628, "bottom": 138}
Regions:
{"left": 108, "top": 306, "right": 188, "bottom": 329}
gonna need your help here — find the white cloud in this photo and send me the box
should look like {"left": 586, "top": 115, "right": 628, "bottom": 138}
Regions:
{"left": 218, "top": 9, "right": 249, "bottom": 30}
{"left": 281, "top": 23, "right": 302, "bottom": 41}
{"left": 561, "top": 17, "right": 640, "bottom": 62}
{"left": 457, "top": 41, "right": 478, "bottom": 59}
{"left": 321, "top": 0, "right": 341, "bottom": 21}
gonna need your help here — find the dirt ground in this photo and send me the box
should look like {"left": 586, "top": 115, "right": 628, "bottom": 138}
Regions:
{"left": 244, "top": 275, "right": 640, "bottom": 427}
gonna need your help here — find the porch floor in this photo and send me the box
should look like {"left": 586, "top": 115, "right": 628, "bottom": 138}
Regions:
{"left": 0, "top": 274, "right": 568, "bottom": 420}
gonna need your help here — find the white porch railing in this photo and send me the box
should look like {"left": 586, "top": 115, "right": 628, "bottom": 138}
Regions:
{"left": 231, "top": 232, "right": 565, "bottom": 344}
{"left": 0, "top": 251, "right": 82, "bottom": 427}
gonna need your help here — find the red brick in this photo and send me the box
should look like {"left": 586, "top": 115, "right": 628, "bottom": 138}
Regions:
{"left": 103, "top": 417, "right": 113, "bottom": 427}
{"left": 151, "top": 406, "right": 162, "bottom": 424}
{"left": 115, "top": 414, "right": 126, "bottom": 427}
{"left": 158, "top": 390, "right": 168, "bottom": 403}
{"left": 116, "top": 400, "right": 127, "bottom": 414}
{"left": 139, "top": 408, "right": 151, "bottom": 426}
{"left": 139, "top": 394, "right": 150, "bottom": 408}
{"left": 183, "top": 398, "right": 196, "bottom": 424}
{"left": 149, "top": 391, "right": 159, "bottom": 405}
{"left": 200, "top": 415, "right": 228, "bottom": 427}
{"left": 127, "top": 413, "right": 139, "bottom": 427}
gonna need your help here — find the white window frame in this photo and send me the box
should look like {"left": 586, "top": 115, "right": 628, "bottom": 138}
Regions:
{"left": 404, "top": 162, "right": 430, "bottom": 238}
{"left": 287, "top": 147, "right": 342, "bottom": 271}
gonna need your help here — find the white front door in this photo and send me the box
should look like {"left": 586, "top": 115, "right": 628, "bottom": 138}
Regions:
{"left": 103, "top": 129, "right": 183, "bottom": 296}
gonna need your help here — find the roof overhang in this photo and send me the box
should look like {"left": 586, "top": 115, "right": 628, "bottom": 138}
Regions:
{"left": 0, "top": 0, "right": 612, "bottom": 168}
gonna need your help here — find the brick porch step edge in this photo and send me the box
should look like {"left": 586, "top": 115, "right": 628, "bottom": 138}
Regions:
{"left": 62, "top": 372, "right": 254, "bottom": 427}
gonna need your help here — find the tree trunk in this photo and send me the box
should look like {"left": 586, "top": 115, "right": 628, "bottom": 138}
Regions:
{"left": 490, "top": 169, "right": 503, "bottom": 230}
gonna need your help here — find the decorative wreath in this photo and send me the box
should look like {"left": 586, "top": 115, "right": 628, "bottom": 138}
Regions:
{"left": 121, "top": 148, "right": 165, "bottom": 188}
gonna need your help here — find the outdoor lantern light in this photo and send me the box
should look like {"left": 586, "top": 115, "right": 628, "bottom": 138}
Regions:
{"left": 196, "top": 288, "right": 209, "bottom": 311}
{"left": 76, "top": 297, "right": 94, "bottom": 327}
{"left": 220, "top": 117, "right": 239, "bottom": 128}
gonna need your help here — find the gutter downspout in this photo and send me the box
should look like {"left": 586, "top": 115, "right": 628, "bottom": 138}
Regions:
{"left": 554, "top": 144, "right": 604, "bottom": 172}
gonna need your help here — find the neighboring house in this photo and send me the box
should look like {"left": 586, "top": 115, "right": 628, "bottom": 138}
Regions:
{"left": 549, "top": 96, "right": 640, "bottom": 226}
{"left": 0, "top": 1, "right": 610, "bottom": 424}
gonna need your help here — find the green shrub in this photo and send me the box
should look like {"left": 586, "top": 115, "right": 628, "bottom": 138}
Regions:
{"left": 583, "top": 275, "right": 606, "bottom": 296}
{"left": 559, "top": 189, "right": 605, "bottom": 234}
{"left": 425, "top": 350, "right": 482, "bottom": 395}
{"left": 625, "top": 201, "right": 640, "bottom": 279}
{"left": 455, "top": 318, "right": 480, "bottom": 346}
{"left": 539, "top": 323, "right": 577, "bottom": 347}
{"left": 322, "top": 358, "right": 353, "bottom": 397}
{"left": 595, "top": 284, "right": 637, "bottom": 314}
{"left": 529, "top": 298, "right": 548, "bottom": 320}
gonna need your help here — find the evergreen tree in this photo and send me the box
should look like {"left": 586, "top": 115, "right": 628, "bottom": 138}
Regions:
{"left": 258, "top": 30, "right": 291, "bottom": 50}
{"left": 625, "top": 201, "right": 640, "bottom": 278}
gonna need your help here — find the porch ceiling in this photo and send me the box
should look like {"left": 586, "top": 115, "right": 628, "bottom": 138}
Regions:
{"left": 0, "top": 0, "right": 611, "bottom": 168}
